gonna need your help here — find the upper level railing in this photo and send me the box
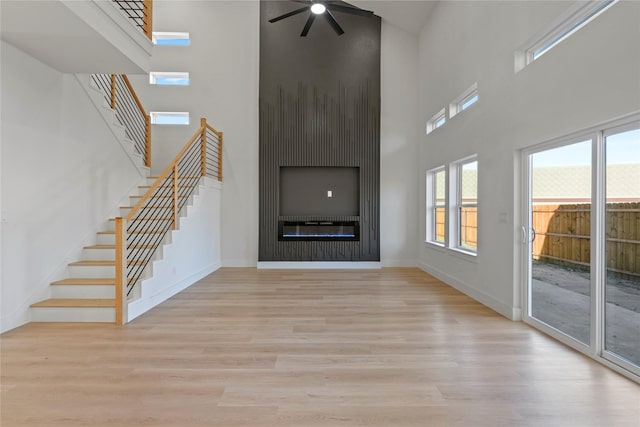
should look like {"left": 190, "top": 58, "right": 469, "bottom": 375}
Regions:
{"left": 112, "top": 0, "right": 153, "bottom": 40}
{"left": 114, "top": 118, "right": 223, "bottom": 324}
{"left": 91, "top": 74, "right": 151, "bottom": 167}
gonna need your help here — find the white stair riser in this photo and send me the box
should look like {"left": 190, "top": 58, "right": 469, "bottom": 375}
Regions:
{"left": 82, "top": 248, "right": 115, "bottom": 260}
{"left": 96, "top": 234, "right": 115, "bottom": 245}
{"left": 128, "top": 249, "right": 158, "bottom": 261}
{"left": 104, "top": 220, "right": 173, "bottom": 231}
{"left": 51, "top": 285, "right": 115, "bottom": 299}
{"left": 31, "top": 307, "right": 115, "bottom": 323}
{"left": 69, "top": 265, "right": 114, "bottom": 278}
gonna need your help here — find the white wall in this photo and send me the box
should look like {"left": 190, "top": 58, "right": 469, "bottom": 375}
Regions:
{"left": 380, "top": 22, "right": 419, "bottom": 266}
{"left": 132, "top": 1, "right": 420, "bottom": 267}
{"left": 129, "top": 0, "right": 260, "bottom": 267}
{"left": 418, "top": 1, "right": 640, "bottom": 319}
{"left": 0, "top": 41, "right": 144, "bottom": 332}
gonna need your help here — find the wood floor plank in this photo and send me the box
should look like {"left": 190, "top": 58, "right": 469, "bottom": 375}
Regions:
{"left": 2, "top": 267, "right": 639, "bottom": 426}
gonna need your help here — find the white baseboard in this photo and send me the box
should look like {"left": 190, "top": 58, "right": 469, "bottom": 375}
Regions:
{"left": 380, "top": 259, "right": 417, "bottom": 267}
{"left": 419, "top": 261, "right": 519, "bottom": 321}
{"left": 222, "top": 259, "right": 258, "bottom": 267}
{"left": 257, "top": 261, "right": 381, "bottom": 269}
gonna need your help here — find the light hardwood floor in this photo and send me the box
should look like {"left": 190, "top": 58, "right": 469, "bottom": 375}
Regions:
{"left": 2, "top": 268, "right": 639, "bottom": 426}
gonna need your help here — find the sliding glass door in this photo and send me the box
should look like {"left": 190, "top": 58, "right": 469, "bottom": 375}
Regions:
{"left": 528, "top": 140, "right": 592, "bottom": 346}
{"left": 523, "top": 117, "right": 640, "bottom": 377}
{"left": 604, "top": 128, "right": 640, "bottom": 368}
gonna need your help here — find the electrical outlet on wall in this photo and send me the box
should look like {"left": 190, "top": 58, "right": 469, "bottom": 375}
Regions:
{"left": 327, "top": 190, "right": 333, "bottom": 198}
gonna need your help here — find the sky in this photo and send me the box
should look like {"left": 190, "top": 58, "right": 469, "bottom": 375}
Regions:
{"left": 532, "top": 129, "right": 639, "bottom": 167}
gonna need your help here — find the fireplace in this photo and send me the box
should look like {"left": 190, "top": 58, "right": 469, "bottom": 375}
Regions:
{"left": 278, "top": 221, "right": 359, "bottom": 241}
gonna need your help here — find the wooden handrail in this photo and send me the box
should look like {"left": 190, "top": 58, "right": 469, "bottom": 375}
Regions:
{"left": 104, "top": 73, "right": 151, "bottom": 167}
{"left": 144, "top": 114, "right": 151, "bottom": 167}
{"left": 217, "top": 131, "right": 223, "bottom": 181}
{"left": 126, "top": 129, "right": 202, "bottom": 222}
{"left": 122, "top": 75, "right": 147, "bottom": 116}
{"left": 200, "top": 118, "right": 207, "bottom": 177}
{"left": 143, "top": 0, "right": 153, "bottom": 40}
{"left": 115, "top": 217, "right": 125, "bottom": 325}
{"left": 110, "top": 74, "right": 117, "bottom": 109}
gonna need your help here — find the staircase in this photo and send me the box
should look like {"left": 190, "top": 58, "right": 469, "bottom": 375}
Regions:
{"left": 29, "top": 69, "right": 223, "bottom": 324}
{"left": 30, "top": 176, "right": 171, "bottom": 322}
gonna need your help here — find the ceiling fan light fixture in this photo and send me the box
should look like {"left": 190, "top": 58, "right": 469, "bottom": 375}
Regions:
{"left": 310, "top": 3, "right": 326, "bottom": 15}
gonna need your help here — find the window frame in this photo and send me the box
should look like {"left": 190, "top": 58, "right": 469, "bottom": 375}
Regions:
{"left": 150, "top": 111, "right": 190, "bottom": 125}
{"left": 149, "top": 71, "right": 190, "bottom": 86}
{"left": 151, "top": 32, "right": 190, "bottom": 46}
{"left": 426, "top": 166, "right": 447, "bottom": 246}
{"left": 450, "top": 155, "right": 478, "bottom": 255}
{"left": 515, "top": 0, "right": 618, "bottom": 72}
{"left": 449, "top": 83, "right": 478, "bottom": 119}
{"left": 426, "top": 108, "right": 446, "bottom": 134}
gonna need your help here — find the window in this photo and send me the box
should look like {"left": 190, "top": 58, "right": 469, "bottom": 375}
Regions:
{"left": 449, "top": 83, "right": 478, "bottom": 118}
{"left": 515, "top": 0, "right": 618, "bottom": 71}
{"left": 426, "top": 108, "right": 446, "bottom": 134}
{"left": 452, "top": 156, "right": 478, "bottom": 253}
{"left": 152, "top": 32, "right": 190, "bottom": 46}
{"left": 150, "top": 112, "right": 190, "bottom": 125}
{"left": 149, "top": 72, "right": 189, "bottom": 86}
{"left": 426, "top": 167, "right": 446, "bottom": 244}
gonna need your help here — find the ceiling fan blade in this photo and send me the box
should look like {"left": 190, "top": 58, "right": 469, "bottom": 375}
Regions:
{"left": 290, "top": 0, "right": 312, "bottom": 4}
{"left": 326, "top": 4, "right": 374, "bottom": 17}
{"left": 300, "top": 14, "right": 316, "bottom": 36}
{"left": 324, "top": 10, "right": 344, "bottom": 36}
{"left": 269, "top": 6, "right": 309, "bottom": 23}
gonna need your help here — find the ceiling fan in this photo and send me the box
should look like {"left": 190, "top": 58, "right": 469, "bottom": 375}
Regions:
{"left": 268, "top": 1, "right": 375, "bottom": 37}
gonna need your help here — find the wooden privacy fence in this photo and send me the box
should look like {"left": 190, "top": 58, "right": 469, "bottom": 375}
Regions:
{"left": 532, "top": 203, "right": 640, "bottom": 277}
{"left": 434, "top": 207, "right": 477, "bottom": 248}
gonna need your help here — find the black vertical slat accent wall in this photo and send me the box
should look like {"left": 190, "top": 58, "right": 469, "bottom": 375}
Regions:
{"left": 259, "top": 1, "right": 381, "bottom": 261}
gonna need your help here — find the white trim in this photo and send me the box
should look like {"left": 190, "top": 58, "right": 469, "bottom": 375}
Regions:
{"left": 450, "top": 155, "right": 478, "bottom": 254}
{"left": 152, "top": 31, "right": 190, "bottom": 46}
{"left": 380, "top": 259, "right": 417, "bottom": 268}
{"left": 515, "top": 0, "right": 619, "bottom": 72}
{"left": 257, "top": 261, "right": 381, "bottom": 269}
{"left": 150, "top": 111, "right": 190, "bottom": 125}
{"left": 449, "top": 82, "right": 478, "bottom": 118}
{"left": 419, "top": 261, "right": 519, "bottom": 320}
{"left": 426, "top": 108, "right": 446, "bottom": 134}
{"left": 426, "top": 166, "right": 446, "bottom": 244}
{"left": 149, "top": 71, "right": 190, "bottom": 85}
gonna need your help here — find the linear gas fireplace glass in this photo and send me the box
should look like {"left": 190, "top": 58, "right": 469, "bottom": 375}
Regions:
{"left": 279, "top": 167, "right": 359, "bottom": 217}
{"left": 279, "top": 221, "right": 359, "bottom": 241}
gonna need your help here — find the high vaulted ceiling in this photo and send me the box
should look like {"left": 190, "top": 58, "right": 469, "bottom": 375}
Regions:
{"left": 348, "top": 0, "right": 437, "bottom": 35}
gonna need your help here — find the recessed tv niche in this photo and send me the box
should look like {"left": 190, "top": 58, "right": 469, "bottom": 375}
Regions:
{"left": 279, "top": 166, "right": 360, "bottom": 217}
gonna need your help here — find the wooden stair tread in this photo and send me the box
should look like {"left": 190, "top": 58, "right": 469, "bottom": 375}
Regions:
{"left": 148, "top": 175, "right": 200, "bottom": 179}
{"left": 109, "top": 218, "right": 173, "bottom": 221}
{"left": 52, "top": 278, "right": 115, "bottom": 286}
{"left": 84, "top": 245, "right": 115, "bottom": 249}
{"left": 98, "top": 230, "right": 164, "bottom": 234}
{"left": 119, "top": 206, "right": 173, "bottom": 209}
{"left": 31, "top": 299, "right": 115, "bottom": 308}
{"left": 130, "top": 195, "right": 188, "bottom": 198}
{"left": 138, "top": 185, "right": 196, "bottom": 189}
{"left": 69, "top": 260, "right": 115, "bottom": 266}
